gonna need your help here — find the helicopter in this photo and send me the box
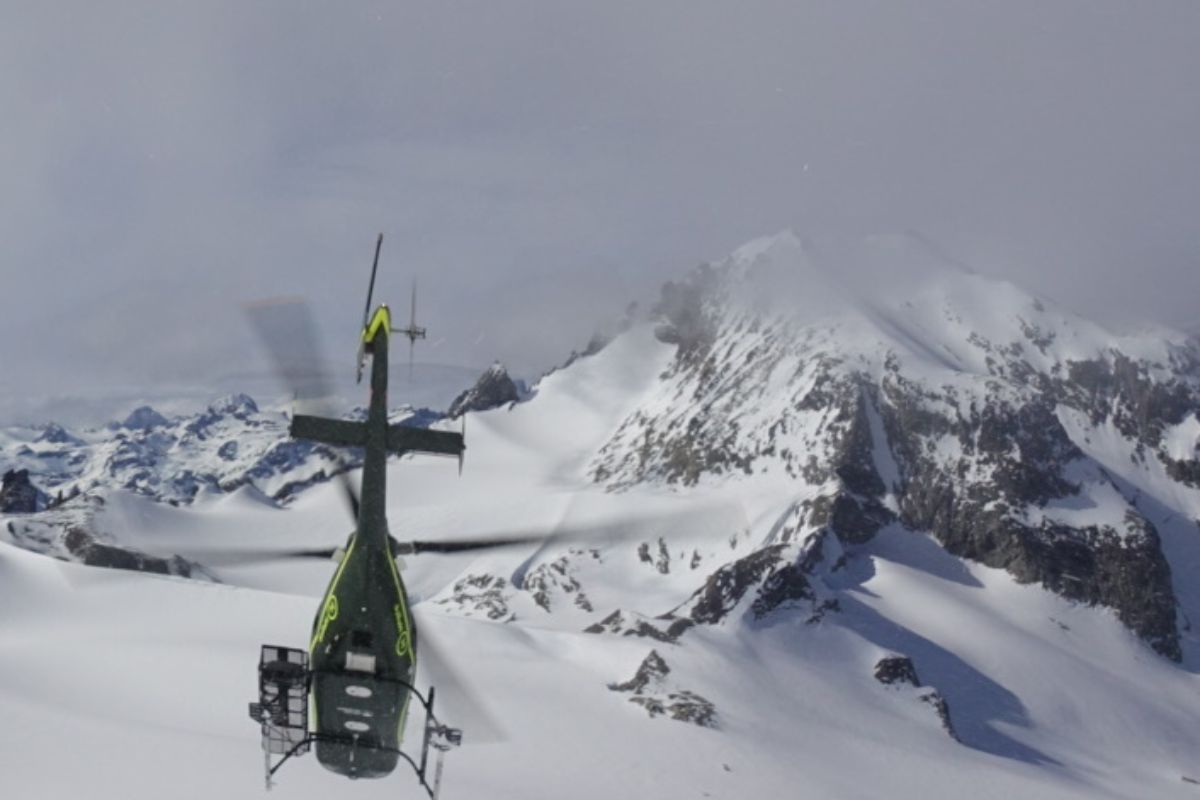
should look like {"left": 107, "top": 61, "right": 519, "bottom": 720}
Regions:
{"left": 242, "top": 236, "right": 564, "bottom": 796}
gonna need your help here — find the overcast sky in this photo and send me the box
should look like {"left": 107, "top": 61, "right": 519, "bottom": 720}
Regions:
{"left": 2, "top": 2, "right": 1198, "bottom": 422}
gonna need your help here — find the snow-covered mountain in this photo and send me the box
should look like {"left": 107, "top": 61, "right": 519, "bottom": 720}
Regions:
{"left": 2, "top": 232, "right": 1200, "bottom": 799}
{"left": 592, "top": 231, "right": 1200, "bottom": 664}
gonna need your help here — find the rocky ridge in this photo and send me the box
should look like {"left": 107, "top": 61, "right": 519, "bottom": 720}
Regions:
{"left": 448, "top": 363, "right": 521, "bottom": 418}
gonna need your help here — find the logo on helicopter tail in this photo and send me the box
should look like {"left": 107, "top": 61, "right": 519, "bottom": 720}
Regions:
{"left": 313, "top": 594, "right": 339, "bottom": 648}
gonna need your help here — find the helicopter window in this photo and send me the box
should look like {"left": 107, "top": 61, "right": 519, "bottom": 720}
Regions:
{"left": 346, "top": 685, "right": 372, "bottom": 699}
{"left": 351, "top": 629, "right": 374, "bottom": 648}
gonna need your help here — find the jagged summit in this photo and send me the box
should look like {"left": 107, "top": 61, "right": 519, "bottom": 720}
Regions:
{"left": 36, "top": 422, "right": 83, "bottom": 445}
{"left": 121, "top": 405, "right": 169, "bottom": 431}
{"left": 448, "top": 362, "right": 521, "bottom": 418}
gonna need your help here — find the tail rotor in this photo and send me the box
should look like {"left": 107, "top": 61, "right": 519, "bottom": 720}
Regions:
{"left": 396, "top": 279, "right": 427, "bottom": 380}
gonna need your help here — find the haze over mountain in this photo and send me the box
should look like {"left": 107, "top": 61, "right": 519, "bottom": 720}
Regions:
{"left": 3, "top": 3, "right": 1199, "bottom": 413}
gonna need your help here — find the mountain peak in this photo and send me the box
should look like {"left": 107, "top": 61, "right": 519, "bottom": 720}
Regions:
{"left": 121, "top": 406, "right": 169, "bottom": 431}
{"left": 448, "top": 363, "right": 520, "bottom": 419}
{"left": 729, "top": 228, "right": 807, "bottom": 266}
{"left": 207, "top": 393, "right": 258, "bottom": 418}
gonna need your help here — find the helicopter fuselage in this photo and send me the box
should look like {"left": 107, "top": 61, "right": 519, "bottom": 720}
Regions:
{"left": 305, "top": 307, "right": 417, "bottom": 779}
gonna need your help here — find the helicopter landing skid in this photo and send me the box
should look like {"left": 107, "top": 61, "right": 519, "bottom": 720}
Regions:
{"left": 248, "top": 645, "right": 461, "bottom": 798}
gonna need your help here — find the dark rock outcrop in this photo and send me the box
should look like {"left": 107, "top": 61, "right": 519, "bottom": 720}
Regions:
{"left": 873, "top": 655, "right": 920, "bottom": 687}
{"left": 435, "top": 573, "right": 512, "bottom": 620}
{"left": 918, "top": 690, "right": 957, "bottom": 740}
{"left": 583, "top": 609, "right": 695, "bottom": 643}
{"left": 608, "top": 650, "right": 717, "bottom": 728}
{"left": 674, "top": 537, "right": 829, "bottom": 626}
{"left": 62, "top": 527, "right": 195, "bottom": 577}
{"left": 0, "top": 469, "right": 46, "bottom": 513}
{"left": 520, "top": 550, "right": 598, "bottom": 613}
{"left": 448, "top": 363, "right": 520, "bottom": 418}
{"left": 873, "top": 655, "right": 958, "bottom": 740}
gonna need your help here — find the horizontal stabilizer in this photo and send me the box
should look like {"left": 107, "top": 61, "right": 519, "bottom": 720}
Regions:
{"left": 388, "top": 425, "right": 465, "bottom": 458}
{"left": 291, "top": 415, "right": 368, "bottom": 448}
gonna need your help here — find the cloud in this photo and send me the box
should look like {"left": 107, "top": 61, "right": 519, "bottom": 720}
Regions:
{"left": 1, "top": 1, "right": 1198, "bottom": 421}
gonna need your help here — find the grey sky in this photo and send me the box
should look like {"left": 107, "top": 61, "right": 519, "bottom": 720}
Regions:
{"left": 2, "top": 2, "right": 1198, "bottom": 422}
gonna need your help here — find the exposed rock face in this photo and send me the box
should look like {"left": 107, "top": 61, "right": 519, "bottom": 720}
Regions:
{"left": 520, "top": 549, "right": 598, "bottom": 612}
{"left": 583, "top": 609, "right": 695, "bottom": 643}
{"left": 874, "top": 655, "right": 921, "bottom": 687}
{"left": 589, "top": 232, "right": 1200, "bottom": 661}
{"left": 448, "top": 363, "right": 520, "bottom": 418}
{"left": 608, "top": 650, "right": 717, "bottom": 728}
{"left": 668, "top": 528, "right": 844, "bottom": 628}
{"left": 435, "top": 573, "right": 512, "bottom": 621}
{"left": 873, "top": 655, "right": 958, "bottom": 741}
{"left": 919, "top": 691, "right": 957, "bottom": 741}
{"left": 0, "top": 469, "right": 45, "bottom": 513}
{"left": 62, "top": 527, "right": 195, "bottom": 577}
{"left": 681, "top": 543, "right": 813, "bottom": 624}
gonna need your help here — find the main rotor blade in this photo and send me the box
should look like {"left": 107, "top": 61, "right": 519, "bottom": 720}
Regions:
{"left": 397, "top": 501, "right": 742, "bottom": 557}
{"left": 161, "top": 546, "right": 340, "bottom": 567}
{"left": 407, "top": 534, "right": 550, "bottom": 555}
{"left": 244, "top": 298, "right": 335, "bottom": 404}
{"left": 363, "top": 233, "right": 383, "bottom": 331}
{"left": 416, "top": 617, "right": 507, "bottom": 744}
{"left": 335, "top": 469, "right": 361, "bottom": 522}
{"left": 243, "top": 297, "right": 362, "bottom": 523}
{"left": 165, "top": 500, "right": 742, "bottom": 569}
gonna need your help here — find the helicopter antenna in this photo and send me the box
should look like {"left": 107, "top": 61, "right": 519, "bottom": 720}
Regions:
{"left": 393, "top": 279, "right": 427, "bottom": 380}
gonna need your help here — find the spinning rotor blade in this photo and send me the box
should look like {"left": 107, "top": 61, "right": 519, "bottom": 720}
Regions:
{"left": 406, "top": 533, "right": 550, "bottom": 555}
{"left": 168, "top": 501, "right": 742, "bottom": 568}
{"left": 416, "top": 617, "right": 507, "bottom": 744}
{"left": 362, "top": 233, "right": 383, "bottom": 331}
{"left": 244, "top": 297, "right": 361, "bottom": 523}
{"left": 396, "top": 501, "right": 740, "bottom": 557}
{"left": 163, "top": 546, "right": 341, "bottom": 567}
